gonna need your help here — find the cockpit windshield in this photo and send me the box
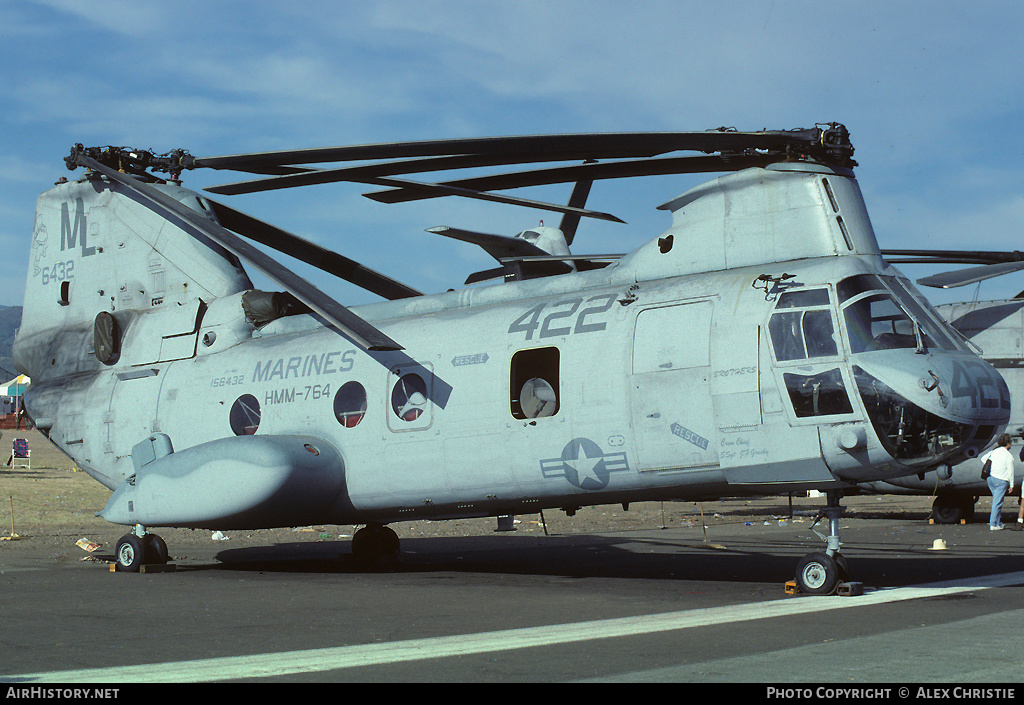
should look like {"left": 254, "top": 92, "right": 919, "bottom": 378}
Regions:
{"left": 838, "top": 274, "right": 961, "bottom": 354}
{"left": 842, "top": 293, "right": 922, "bottom": 353}
{"left": 884, "top": 276, "right": 964, "bottom": 351}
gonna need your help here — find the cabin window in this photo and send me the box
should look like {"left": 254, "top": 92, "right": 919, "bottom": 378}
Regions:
{"left": 229, "top": 394, "right": 261, "bottom": 435}
{"left": 768, "top": 289, "right": 838, "bottom": 362}
{"left": 334, "top": 381, "right": 366, "bottom": 428}
{"left": 391, "top": 373, "right": 428, "bottom": 422}
{"left": 510, "top": 347, "right": 559, "bottom": 419}
{"left": 783, "top": 368, "right": 854, "bottom": 417}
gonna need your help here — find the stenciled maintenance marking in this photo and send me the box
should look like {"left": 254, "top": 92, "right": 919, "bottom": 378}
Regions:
{"left": 670, "top": 423, "right": 709, "bottom": 450}
{"left": 8, "top": 571, "right": 1023, "bottom": 684}
{"left": 452, "top": 353, "right": 489, "bottom": 367}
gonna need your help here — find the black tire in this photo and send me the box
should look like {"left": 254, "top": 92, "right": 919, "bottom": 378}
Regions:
{"left": 115, "top": 534, "right": 145, "bottom": 572}
{"left": 833, "top": 552, "right": 850, "bottom": 582}
{"left": 144, "top": 534, "right": 169, "bottom": 565}
{"left": 932, "top": 495, "right": 967, "bottom": 524}
{"left": 795, "top": 552, "right": 840, "bottom": 595}
{"left": 352, "top": 525, "right": 400, "bottom": 568}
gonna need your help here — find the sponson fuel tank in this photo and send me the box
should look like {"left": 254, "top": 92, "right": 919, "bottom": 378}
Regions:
{"left": 99, "top": 434, "right": 347, "bottom": 529}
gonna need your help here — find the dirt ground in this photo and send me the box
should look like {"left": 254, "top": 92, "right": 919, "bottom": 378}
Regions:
{"left": 0, "top": 429, "right": 999, "bottom": 564}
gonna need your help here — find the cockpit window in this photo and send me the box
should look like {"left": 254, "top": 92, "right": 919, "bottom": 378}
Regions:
{"left": 768, "top": 289, "right": 839, "bottom": 361}
{"left": 837, "top": 274, "right": 883, "bottom": 303}
{"left": 839, "top": 274, "right": 958, "bottom": 352}
{"left": 883, "top": 277, "right": 962, "bottom": 351}
{"left": 843, "top": 294, "right": 922, "bottom": 353}
{"left": 775, "top": 289, "right": 830, "bottom": 309}
{"left": 839, "top": 275, "right": 960, "bottom": 353}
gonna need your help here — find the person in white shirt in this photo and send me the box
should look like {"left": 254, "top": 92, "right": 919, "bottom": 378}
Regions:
{"left": 982, "top": 433, "right": 1015, "bottom": 530}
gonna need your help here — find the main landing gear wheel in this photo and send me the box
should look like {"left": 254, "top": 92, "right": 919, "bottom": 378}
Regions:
{"left": 114, "top": 527, "right": 169, "bottom": 572}
{"left": 115, "top": 534, "right": 145, "bottom": 572}
{"left": 351, "top": 524, "right": 400, "bottom": 568}
{"left": 144, "top": 534, "right": 169, "bottom": 565}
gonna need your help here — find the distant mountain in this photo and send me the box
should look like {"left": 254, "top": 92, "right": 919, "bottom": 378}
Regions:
{"left": 0, "top": 306, "right": 23, "bottom": 380}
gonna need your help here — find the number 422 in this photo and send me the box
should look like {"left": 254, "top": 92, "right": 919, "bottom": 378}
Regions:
{"left": 508, "top": 293, "right": 616, "bottom": 340}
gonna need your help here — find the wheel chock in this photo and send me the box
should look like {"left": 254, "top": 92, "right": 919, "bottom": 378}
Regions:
{"left": 140, "top": 563, "right": 176, "bottom": 573}
{"left": 836, "top": 581, "right": 863, "bottom": 597}
{"left": 109, "top": 562, "right": 177, "bottom": 573}
{"left": 785, "top": 580, "right": 863, "bottom": 596}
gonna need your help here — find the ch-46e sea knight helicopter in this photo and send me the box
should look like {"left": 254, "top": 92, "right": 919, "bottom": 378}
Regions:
{"left": 852, "top": 248, "right": 1024, "bottom": 523}
{"left": 14, "top": 123, "right": 1010, "bottom": 595}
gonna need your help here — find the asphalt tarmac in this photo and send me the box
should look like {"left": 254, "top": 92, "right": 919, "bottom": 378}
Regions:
{"left": 1, "top": 490, "right": 1023, "bottom": 687}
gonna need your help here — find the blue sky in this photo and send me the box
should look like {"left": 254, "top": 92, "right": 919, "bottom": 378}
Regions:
{"left": 2, "top": 0, "right": 1023, "bottom": 310}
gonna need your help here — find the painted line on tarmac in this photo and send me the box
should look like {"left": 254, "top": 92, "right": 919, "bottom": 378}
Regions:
{"left": 7, "top": 571, "right": 1024, "bottom": 683}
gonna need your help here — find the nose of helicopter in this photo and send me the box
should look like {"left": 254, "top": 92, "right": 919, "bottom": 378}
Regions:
{"left": 852, "top": 351, "right": 1009, "bottom": 468}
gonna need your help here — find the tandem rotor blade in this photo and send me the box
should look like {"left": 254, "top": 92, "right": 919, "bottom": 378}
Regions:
{"left": 882, "top": 249, "right": 1024, "bottom": 265}
{"left": 205, "top": 199, "right": 423, "bottom": 300}
{"left": 916, "top": 261, "right": 1024, "bottom": 289}
{"left": 359, "top": 175, "right": 625, "bottom": 222}
{"left": 558, "top": 166, "right": 595, "bottom": 247}
{"left": 76, "top": 156, "right": 403, "bottom": 351}
{"left": 192, "top": 127, "right": 847, "bottom": 172}
{"left": 426, "top": 226, "right": 550, "bottom": 261}
{"left": 362, "top": 153, "right": 775, "bottom": 205}
{"left": 198, "top": 126, "right": 853, "bottom": 203}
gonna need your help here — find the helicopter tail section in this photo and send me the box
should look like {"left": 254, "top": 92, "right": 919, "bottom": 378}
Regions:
{"left": 14, "top": 175, "right": 252, "bottom": 383}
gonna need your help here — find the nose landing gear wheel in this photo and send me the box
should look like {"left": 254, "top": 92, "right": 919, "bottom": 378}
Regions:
{"left": 794, "top": 491, "right": 852, "bottom": 595}
{"left": 795, "top": 552, "right": 840, "bottom": 595}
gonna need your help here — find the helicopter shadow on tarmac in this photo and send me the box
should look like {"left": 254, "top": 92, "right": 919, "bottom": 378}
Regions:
{"left": 204, "top": 525, "right": 1024, "bottom": 591}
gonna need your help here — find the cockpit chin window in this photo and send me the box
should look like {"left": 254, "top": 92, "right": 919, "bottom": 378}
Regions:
{"left": 854, "top": 366, "right": 971, "bottom": 467}
{"left": 783, "top": 368, "right": 854, "bottom": 417}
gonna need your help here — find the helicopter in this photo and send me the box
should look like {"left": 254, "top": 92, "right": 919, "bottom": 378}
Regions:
{"left": 13, "top": 124, "right": 1010, "bottom": 596}
{"left": 851, "top": 250, "right": 1024, "bottom": 523}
